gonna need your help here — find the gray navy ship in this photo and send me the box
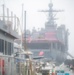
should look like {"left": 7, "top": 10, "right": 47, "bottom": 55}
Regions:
{"left": 25, "top": 1, "right": 69, "bottom": 64}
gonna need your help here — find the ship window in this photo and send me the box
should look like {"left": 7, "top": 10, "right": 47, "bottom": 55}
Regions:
{"left": 53, "top": 43, "right": 56, "bottom": 49}
{"left": 57, "top": 43, "right": 60, "bottom": 50}
{"left": 8, "top": 42, "right": 11, "bottom": 55}
{"left": 11, "top": 43, "right": 13, "bottom": 54}
{"left": 0, "top": 39, "right": 3, "bottom": 53}
{"left": 27, "top": 43, "right": 50, "bottom": 49}
{"left": 2, "top": 40, "right": 4, "bottom": 54}
{"left": 49, "top": 43, "right": 51, "bottom": 49}
{"left": 0, "top": 39, "right": 1, "bottom": 52}
{"left": 61, "top": 45, "right": 65, "bottom": 52}
{"left": 0, "top": 39, "right": 5, "bottom": 54}
{"left": 5, "top": 41, "right": 8, "bottom": 55}
{"left": 0, "top": 40, "right": 13, "bottom": 55}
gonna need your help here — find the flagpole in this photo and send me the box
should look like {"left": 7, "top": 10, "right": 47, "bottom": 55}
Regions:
{"left": 24, "top": 11, "right": 27, "bottom": 51}
{"left": 19, "top": 4, "right": 24, "bottom": 75}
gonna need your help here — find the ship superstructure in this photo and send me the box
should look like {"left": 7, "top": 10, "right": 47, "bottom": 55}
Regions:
{"left": 24, "top": 1, "right": 69, "bottom": 64}
{"left": 0, "top": 4, "right": 19, "bottom": 55}
{"left": 0, "top": 5, "right": 20, "bottom": 75}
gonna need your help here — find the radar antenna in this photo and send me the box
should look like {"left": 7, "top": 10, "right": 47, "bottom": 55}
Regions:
{"left": 39, "top": 0, "right": 64, "bottom": 26}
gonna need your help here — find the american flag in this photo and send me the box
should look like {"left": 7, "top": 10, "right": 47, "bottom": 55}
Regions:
{"left": 39, "top": 51, "right": 44, "bottom": 56}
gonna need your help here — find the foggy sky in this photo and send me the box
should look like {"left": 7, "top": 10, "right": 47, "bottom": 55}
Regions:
{"left": 0, "top": 0, "right": 74, "bottom": 56}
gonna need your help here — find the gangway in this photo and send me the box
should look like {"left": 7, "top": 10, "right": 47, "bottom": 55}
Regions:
{"left": 66, "top": 52, "right": 74, "bottom": 58}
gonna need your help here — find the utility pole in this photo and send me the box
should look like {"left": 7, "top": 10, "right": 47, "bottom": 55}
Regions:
{"left": 24, "top": 11, "right": 33, "bottom": 75}
{"left": 24, "top": 11, "right": 29, "bottom": 75}
{"left": 24, "top": 11, "right": 27, "bottom": 51}
{"left": 19, "top": 4, "right": 24, "bottom": 75}
{"left": 21, "top": 4, "right": 24, "bottom": 51}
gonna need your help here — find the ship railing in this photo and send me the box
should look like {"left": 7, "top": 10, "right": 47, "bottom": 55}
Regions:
{"left": 0, "top": 54, "right": 26, "bottom": 75}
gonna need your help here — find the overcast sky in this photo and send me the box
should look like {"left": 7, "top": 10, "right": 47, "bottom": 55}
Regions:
{"left": 0, "top": 0, "right": 74, "bottom": 56}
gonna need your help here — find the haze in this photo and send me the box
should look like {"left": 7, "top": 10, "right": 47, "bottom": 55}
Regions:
{"left": 0, "top": 0, "right": 74, "bottom": 56}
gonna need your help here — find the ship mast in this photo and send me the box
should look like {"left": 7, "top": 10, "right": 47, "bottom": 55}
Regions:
{"left": 39, "top": 0, "right": 64, "bottom": 27}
